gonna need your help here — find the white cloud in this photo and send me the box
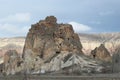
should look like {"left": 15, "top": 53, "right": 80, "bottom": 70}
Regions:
{"left": 69, "top": 22, "right": 91, "bottom": 33}
{"left": 0, "top": 13, "right": 31, "bottom": 23}
{"left": 0, "top": 23, "right": 30, "bottom": 36}
{"left": 0, "top": 13, "right": 31, "bottom": 37}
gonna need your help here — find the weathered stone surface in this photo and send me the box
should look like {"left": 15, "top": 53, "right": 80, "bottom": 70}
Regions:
{"left": 91, "top": 44, "right": 111, "bottom": 62}
{"left": 3, "top": 50, "right": 23, "bottom": 75}
{"left": 39, "top": 51, "right": 104, "bottom": 74}
{"left": 0, "top": 63, "right": 3, "bottom": 73}
{"left": 112, "top": 46, "right": 120, "bottom": 73}
{"left": 22, "top": 16, "right": 83, "bottom": 64}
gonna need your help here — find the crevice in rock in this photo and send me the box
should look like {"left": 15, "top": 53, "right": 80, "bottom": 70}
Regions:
{"left": 63, "top": 54, "right": 72, "bottom": 63}
{"left": 56, "top": 51, "right": 61, "bottom": 54}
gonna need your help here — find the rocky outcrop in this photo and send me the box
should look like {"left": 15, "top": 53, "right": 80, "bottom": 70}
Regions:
{"left": 91, "top": 44, "right": 111, "bottom": 62}
{"left": 112, "top": 46, "right": 120, "bottom": 73}
{"left": 23, "top": 16, "right": 83, "bottom": 60}
{"left": 21, "top": 16, "right": 106, "bottom": 74}
{"left": 3, "top": 50, "right": 23, "bottom": 75}
{"left": 22, "top": 16, "right": 84, "bottom": 73}
{"left": 0, "top": 16, "right": 110, "bottom": 75}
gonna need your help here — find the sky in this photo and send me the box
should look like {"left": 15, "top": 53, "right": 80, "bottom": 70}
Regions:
{"left": 0, "top": 0, "right": 120, "bottom": 37}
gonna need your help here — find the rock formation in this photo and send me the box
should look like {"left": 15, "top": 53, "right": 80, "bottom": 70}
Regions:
{"left": 23, "top": 16, "right": 83, "bottom": 60}
{"left": 3, "top": 50, "right": 23, "bottom": 75}
{"left": 112, "top": 46, "right": 120, "bottom": 73}
{"left": 21, "top": 16, "right": 105, "bottom": 74}
{"left": 1, "top": 16, "right": 109, "bottom": 75}
{"left": 22, "top": 16, "right": 83, "bottom": 73}
{"left": 91, "top": 44, "right": 111, "bottom": 62}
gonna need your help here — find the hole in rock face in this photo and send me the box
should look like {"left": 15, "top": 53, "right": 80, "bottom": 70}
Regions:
{"left": 8, "top": 61, "right": 10, "bottom": 63}
{"left": 40, "top": 54, "right": 43, "bottom": 58}
{"left": 59, "top": 43, "right": 61, "bottom": 46}
{"left": 17, "top": 61, "right": 23, "bottom": 67}
{"left": 31, "top": 68, "right": 34, "bottom": 71}
{"left": 17, "top": 63, "right": 21, "bottom": 67}
{"left": 1, "top": 69, "right": 2, "bottom": 72}
{"left": 93, "top": 54, "right": 96, "bottom": 58}
{"left": 115, "top": 59, "right": 119, "bottom": 63}
{"left": 68, "top": 38, "right": 69, "bottom": 40}
{"left": 56, "top": 51, "right": 60, "bottom": 54}
{"left": 35, "top": 58, "right": 38, "bottom": 61}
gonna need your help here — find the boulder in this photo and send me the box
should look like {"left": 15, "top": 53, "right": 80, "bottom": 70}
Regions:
{"left": 3, "top": 50, "right": 23, "bottom": 75}
{"left": 91, "top": 44, "right": 111, "bottom": 62}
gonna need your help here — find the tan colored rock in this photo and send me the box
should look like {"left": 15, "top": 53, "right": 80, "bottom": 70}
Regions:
{"left": 21, "top": 16, "right": 106, "bottom": 74}
{"left": 1, "top": 16, "right": 108, "bottom": 75}
{"left": 23, "top": 16, "right": 83, "bottom": 61}
{"left": 45, "top": 16, "right": 57, "bottom": 24}
{"left": 22, "top": 16, "right": 95, "bottom": 73}
{"left": 91, "top": 44, "right": 111, "bottom": 62}
{"left": 3, "top": 50, "right": 23, "bottom": 75}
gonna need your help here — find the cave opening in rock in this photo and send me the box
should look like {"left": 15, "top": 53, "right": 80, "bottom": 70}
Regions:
{"left": 56, "top": 51, "right": 60, "bottom": 54}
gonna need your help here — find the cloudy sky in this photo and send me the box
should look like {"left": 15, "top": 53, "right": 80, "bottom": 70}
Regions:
{"left": 0, "top": 0, "right": 120, "bottom": 37}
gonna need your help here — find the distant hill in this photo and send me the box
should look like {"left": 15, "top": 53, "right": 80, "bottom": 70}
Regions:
{"left": 79, "top": 32, "right": 120, "bottom": 55}
{"left": 0, "top": 32, "right": 120, "bottom": 56}
{"left": 0, "top": 37, "right": 25, "bottom": 57}
{"left": 79, "top": 32, "right": 120, "bottom": 42}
